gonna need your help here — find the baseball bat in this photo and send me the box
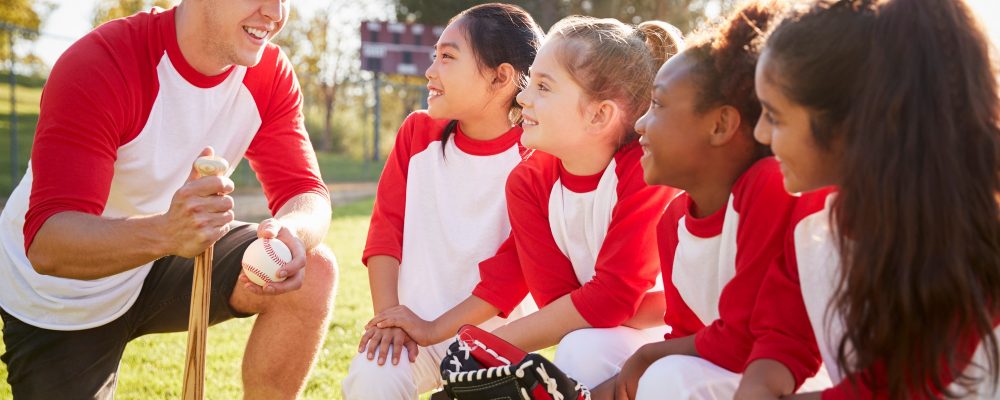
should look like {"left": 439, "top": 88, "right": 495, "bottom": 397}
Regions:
{"left": 182, "top": 155, "right": 229, "bottom": 400}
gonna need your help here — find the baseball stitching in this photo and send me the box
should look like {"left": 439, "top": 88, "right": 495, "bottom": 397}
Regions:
{"left": 263, "top": 240, "right": 289, "bottom": 267}
{"left": 242, "top": 262, "right": 273, "bottom": 284}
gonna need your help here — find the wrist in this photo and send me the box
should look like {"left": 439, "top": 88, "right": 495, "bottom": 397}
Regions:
{"left": 373, "top": 301, "right": 399, "bottom": 314}
{"left": 143, "top": 213, "right": 175, "bottom": 257}
{"left": 429, "top": 317, "right": 452, "bottom": 343}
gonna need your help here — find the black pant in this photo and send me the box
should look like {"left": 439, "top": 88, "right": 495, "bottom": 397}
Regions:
{"left": 0, "top": 223, "right": 258, "bottom": 399}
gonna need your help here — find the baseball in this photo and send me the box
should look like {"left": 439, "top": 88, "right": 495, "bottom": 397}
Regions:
{"left": 241, "top": 238, "right": 292, "bottom": 286}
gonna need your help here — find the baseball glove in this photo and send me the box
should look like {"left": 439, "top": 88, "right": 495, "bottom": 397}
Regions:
{"left": 436, "top": 325, "right": 591, "bottom": 400}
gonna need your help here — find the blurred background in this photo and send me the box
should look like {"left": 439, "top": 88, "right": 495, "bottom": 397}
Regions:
{"left": 0, "top": 0, "right": 998, "bottom": 201}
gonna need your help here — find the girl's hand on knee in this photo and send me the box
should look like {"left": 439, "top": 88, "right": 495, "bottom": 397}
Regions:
{"left": 615, "top": 346, "right": 656, "bottom": 400}
{"left": 358, "top": 326, "right": 419, "bottom": 365}
{"left": 371, "top": 305, "right": 437, "bottom": 347}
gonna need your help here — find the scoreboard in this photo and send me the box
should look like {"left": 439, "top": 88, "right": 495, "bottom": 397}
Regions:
{"left": 360, "top": 21, "right": 442, "bottom": 77}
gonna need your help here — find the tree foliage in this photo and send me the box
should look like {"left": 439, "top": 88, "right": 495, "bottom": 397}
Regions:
{"left": 395, "top": 0, "right": 737, "bottom": 33}
{"left": 0, "top": 0, "right": 50, "bottom": 70}
{"left": 92, "top": 0, "right": 175, "bottom": 28}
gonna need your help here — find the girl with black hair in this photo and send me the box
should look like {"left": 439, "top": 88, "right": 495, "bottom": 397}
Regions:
{"left": 343, "top": 4, "right": 543, "bottom": 399}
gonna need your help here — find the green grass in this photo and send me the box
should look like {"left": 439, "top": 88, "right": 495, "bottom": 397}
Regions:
{"left": 231, "top": 153, "right": 385, "bottom": 189}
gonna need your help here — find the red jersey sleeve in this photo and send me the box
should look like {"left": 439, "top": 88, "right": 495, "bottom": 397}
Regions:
{"left": 695, "top": 157, "right": 799, "bottom": 372}
{"left": 244, "top": 46, "right": 328, "bottom": 215}
{"left": 24, "top": 18, "right": 155, "bottom": 252}
{"left": 472, "top": 234, "right": 529, "bottom": 318}
{"left": 570, "top": 146, "right": 678, "bottom": 328}
{"left": 746, "top": 189, "right": 831, "bottom": 388}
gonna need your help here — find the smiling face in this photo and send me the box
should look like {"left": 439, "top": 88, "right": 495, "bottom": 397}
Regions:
{"left": 190, "top": 0, "right": 288, "bottom": 70}
{"left": 753, "top": 50, "right": 840, "bottom": 193}
{"left": 634, "top": 53, "right": 717, "bottom": 188}
{"left": 424, "top": 18, "right": 499, "bottom": 121}
{"left": 515, "top": 37, "right": 594, "bottom": 157}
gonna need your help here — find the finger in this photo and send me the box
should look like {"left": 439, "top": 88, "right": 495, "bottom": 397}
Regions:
{"left": 365, "top": 313, "right": 391, "bottom": 329}
{"left": 626, "top": 379, "right": 638, "bottom": 400}
{"left": 615, "top": 379, "right": 628, "bottom": 400}
{"left": 257, "top": 266, "right": 304, "bottom": 295}
{"left": 358, "top": 328, "right": 377, "bottom": 353}
{"left": 391, "top": 331, "right": 404, "bottom": 365}
{"left": 377, "top": 332, "right": 393, "bottom": 365}
{"left": 256, "top": 218, "right": 281, "bottom": 239}
{"left": 212, "top": 211, "right": 236, "bottom": 230}
{"left": 200, "top": 194, "right": 235, "bottom": 214}
{"left": 405, "top": 339, "right": 418, "bottom": 362}
{"left": 241, "top": 275, "right": 265, "bottom": 296}
{"left": 275, "top": 253, "right": 304, "bottom": 281}
{"left": 367, "top": 314, "right": 388, "bottom": 329}
{"left": 366, "top": 330, "right": 383, "bottom": 360}
{"left": 274, "top": 228, "right": 306, "bottom": 277}
{"left": 375, "top": 316, "right": 399, "bottom": 329}
{"left": 186, "top": 176, "right": 234, "bottom": 198}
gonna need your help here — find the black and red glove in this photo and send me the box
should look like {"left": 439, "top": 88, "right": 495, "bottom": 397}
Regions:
{"left": 437, "top": 325, "right": 591, "bottom": 400}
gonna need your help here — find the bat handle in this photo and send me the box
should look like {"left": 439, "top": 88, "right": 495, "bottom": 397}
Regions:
{"left": 194, "top": 156, "right": 229, "bottom": 178}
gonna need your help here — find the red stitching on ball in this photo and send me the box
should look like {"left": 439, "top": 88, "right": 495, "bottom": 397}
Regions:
{"left": 242, "top": 261, "right": 273, "bottom": 284}
{"left": 262, "top": 240, "right": 289, "bottom": 267}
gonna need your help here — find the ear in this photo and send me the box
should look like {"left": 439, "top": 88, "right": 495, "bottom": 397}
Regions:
{"left": 585, "top": 99, "right": 621, "bottom": 135}
{"left": 492, "top": 63, "right": 516, "bottom": 90}
{"left": 708, "top": 105, "right": 743, "bottom": 146}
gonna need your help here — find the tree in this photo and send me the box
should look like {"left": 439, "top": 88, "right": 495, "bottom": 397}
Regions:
{"left": 92, "top": 0, "right": 175, "bottom": 27}
{"left": 274, "top": 5, "right": 348, "bottom": 152}
{"left": 274, "top": 0, "right": 396, "bottom": 153}
{"left": 0, "top": 0, "right": 49, "bottom": 70}
{"left": 395, "top": 0, "right": 736, "bottom": 32}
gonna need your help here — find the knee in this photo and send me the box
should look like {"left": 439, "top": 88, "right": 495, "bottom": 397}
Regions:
{"left": 636, "top": 356, "right": 692, "bottom": 399}
{"left": 307, "top": 244, "right": 339, "bottom": 292}
{"left": 342, "top": 352, "right": 416, "bottom": 399}
{"left": 276, "top": 245, "right": 337, "bottom": 319}
{"left": 554, "top": 329, "right": 598, "bottom": 365}
{"left": 637, "top": 355, "right": 734, "bottom": 400}
{"left": 554, "top": 329, "right": 613, "bottom": 388}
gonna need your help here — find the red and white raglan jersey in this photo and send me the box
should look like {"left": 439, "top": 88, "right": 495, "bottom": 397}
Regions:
{"left": 748, "top": 189, "right": 999, "bottom": 399}
{"left": 472, "top": 142, "right": 679, "bottom": 328}
{"left": 0, "top": 8, "right": 327, "bottom": 330}
{"left": 657, "top": 157, "right": 797, "bottom": 372}
{"left": 363, "top": 112, "right": 528, "bottom": 327}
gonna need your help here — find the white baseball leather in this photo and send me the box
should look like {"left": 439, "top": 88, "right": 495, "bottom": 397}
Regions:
{"left": 241, "top": 238, "right": 291, "bottom": 286}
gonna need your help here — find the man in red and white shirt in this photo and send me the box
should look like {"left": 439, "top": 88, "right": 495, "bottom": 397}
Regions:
{"left": 0, "top": 2, "right": 336, "bottom": 398}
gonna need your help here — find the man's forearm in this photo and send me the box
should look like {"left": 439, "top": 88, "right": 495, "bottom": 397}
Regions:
{"left": 27, "top": 211, "right": 170, "bottom": 280}
{"left": 273, "top": 192, "right": 331, "bottom": 250}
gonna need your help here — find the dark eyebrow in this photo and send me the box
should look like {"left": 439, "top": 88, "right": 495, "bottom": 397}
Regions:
{"left": 433, "top": 42, "right": 460, "bottom": 52}
{"left": 759, "top": 99, "right": 781, "bottom": 116}
{"left": 529, "top": 68, "right": 555, "bottom": 82}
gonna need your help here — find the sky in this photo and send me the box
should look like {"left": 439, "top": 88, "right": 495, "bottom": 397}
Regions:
{"left": 19, "top": 0, "right": 1000, "bottom": 70}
